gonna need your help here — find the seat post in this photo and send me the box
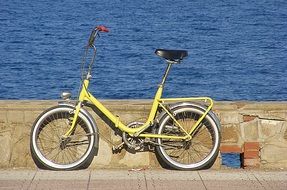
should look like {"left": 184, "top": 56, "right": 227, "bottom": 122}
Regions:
{"left": 160, "top": 62, "right": 172, "bottom": 86}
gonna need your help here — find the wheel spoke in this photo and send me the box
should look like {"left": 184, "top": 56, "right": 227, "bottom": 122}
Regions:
{"left": 156, "top": 107, "right": 220, "bottom": 170}
{"left": 31, "top": 107, "right": 94, "bottom": 170}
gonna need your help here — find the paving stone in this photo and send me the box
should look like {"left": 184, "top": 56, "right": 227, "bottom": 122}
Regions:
{"left": 253, "top": 171, "right": 287, "bottom": 190}
{"left": 89, "top": 179, "right": 146, "bottom": 190}
{"left": 203, "top": 180, "right": 263, "bottom": 190}
{"left": 0, "top": 170, "right": 35, "bottom": 190}
{"left": 30, "top": 180, "right": 88, "bottom": 190}
{"left": 0, "top": 169, "right": 287, "bottom": 190}
{"left": 34, "top": 170, "right": 90, "bottom": 180}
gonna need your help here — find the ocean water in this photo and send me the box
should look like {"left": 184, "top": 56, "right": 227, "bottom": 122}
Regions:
{"left": 1, "top": 0, "right": 287, "bottom": 100}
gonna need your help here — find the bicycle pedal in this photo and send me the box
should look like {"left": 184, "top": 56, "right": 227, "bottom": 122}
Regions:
{"left": 112, "top": 142, "right": 125, "bottom": 151}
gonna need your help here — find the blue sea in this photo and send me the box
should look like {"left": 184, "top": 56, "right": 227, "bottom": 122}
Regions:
{"left": 1, "top": 0, "right": 287, "bottom": 100}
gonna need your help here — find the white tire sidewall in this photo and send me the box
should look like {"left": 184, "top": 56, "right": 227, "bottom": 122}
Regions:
{"left": 31, "top": 106, "right": 95, "bottom": 170}
{"left": 157, "top": 107, "right": 220, "bottom": 169}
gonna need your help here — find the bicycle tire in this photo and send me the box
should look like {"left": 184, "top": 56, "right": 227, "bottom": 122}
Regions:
{"left": 155, "top": 105, "right": 220, "bottom": 170}
{"left": 30, "top": 105, "right": 96, "bottom": 170}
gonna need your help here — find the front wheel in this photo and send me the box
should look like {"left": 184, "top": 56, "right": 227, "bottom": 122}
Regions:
{"left": 30, "top": 105, "right": 96, "bottom": 170}
{"left": 155, "top": 106, "right": 220, "bottom": 170}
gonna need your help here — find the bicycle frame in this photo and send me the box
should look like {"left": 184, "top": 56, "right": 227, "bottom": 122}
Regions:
{"left": 30, "top": 26, "right": 221, "bottom": 171}
{"left": 64, "top": 62, "right": 214, "bottom": 141}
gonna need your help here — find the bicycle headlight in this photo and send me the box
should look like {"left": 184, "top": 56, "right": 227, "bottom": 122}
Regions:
{"left": 61, "top": 92, "right": 71, "bottom": 100}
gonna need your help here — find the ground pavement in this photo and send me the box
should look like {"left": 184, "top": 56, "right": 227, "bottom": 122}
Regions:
{"left": 0, "top": 169, "right": 286, "bottom": 190}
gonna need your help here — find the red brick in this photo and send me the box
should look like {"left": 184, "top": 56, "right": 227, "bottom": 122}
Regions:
{"left": 220, "top": 145, "right": 242, "bottom": 153}
{"left": 243, "top": 115, "right": 257, "bottom": 122}
{"left": 244, "top": 142, "right": 259, "bottom": 151}
{"left": 243, "top": 151, "right": 259, "bottom": 159}
{"left": 243, "top": 158, "right": 260, "bottom": 168}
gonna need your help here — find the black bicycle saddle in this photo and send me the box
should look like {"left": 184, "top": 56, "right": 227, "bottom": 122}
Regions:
{"left": 155, "top": 49, "right": 188, "bottom": 61}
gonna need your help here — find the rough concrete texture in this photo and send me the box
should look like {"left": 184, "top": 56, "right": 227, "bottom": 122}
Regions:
{"left": 0, "top": 169, "right": 287, "bottom": 190}
{"left": 0, "top": 100, "right": 287, "bottom": 169}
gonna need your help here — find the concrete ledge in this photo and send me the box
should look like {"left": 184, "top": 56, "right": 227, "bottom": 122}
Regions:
{"left": 0, "top": 100, "right": 287, "bottom": 169}
{"left": 0, "top": 169, "right": 287, "bottom": 190}
{"left": 1, "top": 169, "right": 287, "bottom": 189}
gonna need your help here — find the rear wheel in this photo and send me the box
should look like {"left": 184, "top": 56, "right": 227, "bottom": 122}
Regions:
{"left": 155, "top": 106, "right": 220, "bottom": 170}
{"left": 30, "top": 106, "right": 96, "bottom": 170}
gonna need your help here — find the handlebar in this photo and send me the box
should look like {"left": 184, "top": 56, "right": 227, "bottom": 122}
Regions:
{"left": 88, "top": 25, "right": 109, "bottom": 47}
{"left": 83, "top": 25, "right": 109, "bottom": 79}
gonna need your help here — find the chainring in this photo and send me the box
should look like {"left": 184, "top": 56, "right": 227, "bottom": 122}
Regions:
{"left": 122, "top": 122, "right": 145, "bottom": 151}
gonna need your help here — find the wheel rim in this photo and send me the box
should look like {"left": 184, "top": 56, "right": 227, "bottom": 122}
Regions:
{"left": 158, "top": 108, "right": 219, "bottom": 169}
{"left": 32, "top": 107, "right": 95, "bottom": 169}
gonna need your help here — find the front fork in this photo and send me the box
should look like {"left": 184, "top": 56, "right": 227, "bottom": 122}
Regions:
{"left": 63, "top": 79, "right": 90, "bottom": 138}
{"left": 63, "top": 101, "right": 82, "bottom": 138}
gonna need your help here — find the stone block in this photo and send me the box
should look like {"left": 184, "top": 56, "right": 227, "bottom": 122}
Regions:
{"left": 221, "top": 124, "right": 241, "bottom": 143}
{"left": 97, "top": 121, "right": 111, "bottom": 137}
{"left": 241, "top": 102, "right": 286, "bottom": 111}
{"left": 0, "top": 130, "right": 12, "bottom": 167}
{"left": 24, "top": 111, "right": 41, "bottom": 124}
{"left": 219, "top": 112, "right": 241, "bottom": 125}
{"left": 266, "top": 111, "right": 287, "bottom": 120}
{"left": 260, "top": 161, "right": 287, "bottom": 169}
{"left": 0, "top": 111, "right": 7, "bottom": 124}
{"left": 213, "top": 102, "right": 238, "bottom": 110}
{"left": 240, "top": 119, "right": 259, "bottom": 141}
{"left": 115, "top": 113, "right": 147, "bottom": 125}
{"left": 9, "top": 123, "right": 31, "bottom": 167}
{"left": 284, "top": 126, "right": 287, "bottom": 141}
{"left": 211, "top": 153, "right": 222, "bottom": 170}
{"left": 91, "top": 139, "right": 112, "bottom": 167}
{"left": 149, "top": 152, "right": 160, "bottom": 168}
{"left": 110, "top": 132, "right": 122, "bottom": 144}
{"left": 118, "top": 151, "right": 150, "bottom": 168}
{"left": 260, "top": 143, "right": 287, "bottom": 164}
{"left": 231, "top": 102, "right": 248, "bottom": 109}
{"left": 258, "top": 119, "right": 285, "bottom": 140}
{"left": 7, "top": 111, "right": 24, "bottom": 124}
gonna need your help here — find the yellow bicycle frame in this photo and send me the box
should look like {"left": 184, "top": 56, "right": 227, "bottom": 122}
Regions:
{"left": 64, "top": 77, "right": 213, "bottom": 141}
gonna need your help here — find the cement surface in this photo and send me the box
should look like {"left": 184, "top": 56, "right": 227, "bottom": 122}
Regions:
{"left": 0, "top": 169, "right": 286, "bottom": 190}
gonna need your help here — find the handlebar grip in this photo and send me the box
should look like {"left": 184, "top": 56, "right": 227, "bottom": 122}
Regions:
{"left": 88, "top": 25, "right": 109, "bottom": 47}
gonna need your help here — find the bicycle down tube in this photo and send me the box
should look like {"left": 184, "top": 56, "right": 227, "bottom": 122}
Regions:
{"left": 65, "top": 78, "right": 213, "bottom": 140}
{"left": 65, "top": 78, "right": 165, "bottom": 137}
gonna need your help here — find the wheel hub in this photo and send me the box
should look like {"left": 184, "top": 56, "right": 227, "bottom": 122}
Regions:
{"left": 60, "top": 136, "right": 71, "bottom": 150}
{"left": 183, "top": 140, "right": 192, "bottom": 150}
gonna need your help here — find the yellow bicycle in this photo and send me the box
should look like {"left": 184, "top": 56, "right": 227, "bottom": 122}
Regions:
{"left": 30, "top": 25, "right": 221, "bottom": 170}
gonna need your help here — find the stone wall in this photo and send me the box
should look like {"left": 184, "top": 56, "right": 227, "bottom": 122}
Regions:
{"left": 217, "top": 102, "right": 287, "bottom": 169}
{"left": 0, "top": 100, "right": 286, "bottom": 169}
